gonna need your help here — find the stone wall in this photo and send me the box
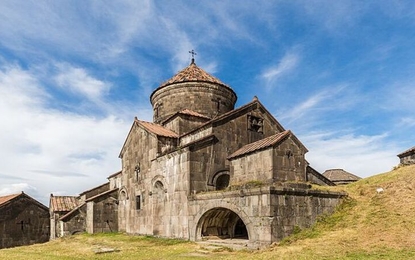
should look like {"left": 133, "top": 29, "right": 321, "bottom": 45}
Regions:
{"left": 400, "top": 153, "right": 415, "bottom": 165}
{"left": 231, "top": 149, "right": 274, "bottom": 185}
{"left": 0, "top": 196, "right": 49, "bottom": 249}
{"left": 86, "top": 190, "right": 118, "bottom": 233}
{"left": 150, "top": 82, "right": 237, "bottom": 123}
{"left": 163, "top": 114, "right": 209, "bottom": 135}
{"left": 188, "top": 185, "right": 345, "bottom": 248}
{"left": 61, "top": 204, "right": 86, "bottom": 236}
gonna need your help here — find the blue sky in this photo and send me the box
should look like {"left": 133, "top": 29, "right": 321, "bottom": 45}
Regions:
{"left": 1, "top": 1, "right": 414, "bottom": 204}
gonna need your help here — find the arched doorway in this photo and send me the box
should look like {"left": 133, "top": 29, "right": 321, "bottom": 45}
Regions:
{"left": 152, "top": 180, "right": 165, "bottom": 235}
{"left": 197, "top": 207, "right": 248, "bottom": 240}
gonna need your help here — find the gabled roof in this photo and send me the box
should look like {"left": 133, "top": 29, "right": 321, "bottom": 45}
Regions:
{"left": 179, "top": 109, "right": 211, "bottom": 119}
{"left": 228, "top": 130, "right": 292, "bottom": 160}
{"left": 136, "top": 119, "right": 179, "bottom": 138}
{"left": 181, "top": 98, "right": 286, "bottom": 138}
{"left": 397, "top": 145, "right": 415, "bottom": 158}
{"left": 322, "top": 169, "right": 361, "bottom": 182}
{"left": 119, "top": 118, "right": 179, "bottom": 158}
{"left": 0, "top": 193, "right": 21, "bottom": 206}
{"left": 162, "top": 109, "right": 211, "bottom": 125}
{"left": 158, "top": 62, "right": 229, "bottom": 89}
{"left": 50, "top": 195, "right": 79, "bottom": 212}
{"left": 0, "top": 192, "right": 48, "bottom": 211}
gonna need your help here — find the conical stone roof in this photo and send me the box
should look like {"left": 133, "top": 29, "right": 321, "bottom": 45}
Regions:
{"left": 158, "top": 61, "right": 229, "bottom": 89}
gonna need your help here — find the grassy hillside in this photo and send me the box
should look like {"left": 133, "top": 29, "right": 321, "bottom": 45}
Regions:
{"left": 1, "top": 165, "right": 415, "bottom": 259}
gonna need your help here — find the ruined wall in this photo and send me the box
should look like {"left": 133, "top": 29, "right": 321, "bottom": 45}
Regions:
{"left": 0, "top": 197, "right": 49, "bottom": 249}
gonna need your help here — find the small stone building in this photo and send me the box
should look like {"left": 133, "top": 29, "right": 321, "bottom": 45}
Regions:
{"left": 55, "top": 59, "right": 346, "bottom": 248}
{"left": 49, "top": 195, "right": 79, "bottom": 239}
{"left": 322, "top": 169, "right": 361, "bottom": 185}
{"left": 0, "top": 192, "right": 49, "bottom": 249}
{"left": 397, "top": 146, "right": 415, "bottom": 165}
{"left": 50, "top": 182, "right": 119, "bottom": 239}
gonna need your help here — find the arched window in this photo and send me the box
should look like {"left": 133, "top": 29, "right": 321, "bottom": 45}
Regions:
{"left": 120, "top": 190, "right": 127, "bottom": 200}
{"left": 153, "top": 181, "right": 165, "bottom": 201}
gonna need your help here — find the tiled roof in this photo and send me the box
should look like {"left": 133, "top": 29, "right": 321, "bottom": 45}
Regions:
{"left": 50, "top": 195, "right": 79, "bottom": 212}
{"left": 179, "top": 109, "right": 211, "bottom": 120}
{"left": 159, "top": 62, "right": 229, "bottom": 88}
{"left": 397, "top": 145, "right": 415, "bottom": 158}
{"left": 136, "top": 120, "right": 179, "bottom": 138}
{"left": 107, "top": 170, "right": 122, "bottom": 179}
{"left": 59, "top": 202, "right": 86, "bottom": 221}
{"left": 322, "top": 169, "right": 361, "bottom": 182}
{"left": 228, "top": 130, "right": 291, "bottom": 159}
{"left": 0, "top": 193, "right": 21, "bottom": 206}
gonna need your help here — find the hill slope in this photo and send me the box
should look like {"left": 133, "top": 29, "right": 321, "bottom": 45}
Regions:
{"left": 1, "top": 165, "right": 415, "bottom": 259}
{"left": 266, "top": 164, "right": 415, "bottom": 259}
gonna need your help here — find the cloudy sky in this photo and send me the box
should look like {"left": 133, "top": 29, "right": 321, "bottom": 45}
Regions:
{"left": 1, "top": 1, "right": 414, "bottom": 205}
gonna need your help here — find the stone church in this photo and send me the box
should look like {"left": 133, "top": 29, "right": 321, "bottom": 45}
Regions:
{"left": 51, "top": 58, "right": 345, "bottom": 248}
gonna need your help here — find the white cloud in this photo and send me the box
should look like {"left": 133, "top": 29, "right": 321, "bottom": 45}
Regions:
{"left": 303, "top": 131, "right": 399, "bottom": 178}
{"left": 277, "top": 85, "right": 350, "bottom": 126}
{"left": 261, "top": 52, "right": 299, "bottom": 89}
{"left": 0, "top": 183, "right": 38, "bottom": 197}
{"left": 0, "top": 64, "right": 131, "bottom": 205}
{"left": 54, "top": 63, "right": 111, "bottom": 102}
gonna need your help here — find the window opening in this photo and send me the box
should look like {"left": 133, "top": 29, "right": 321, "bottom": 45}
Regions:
{"left": 136, "top": 195, "right": 141, "bottom": 210}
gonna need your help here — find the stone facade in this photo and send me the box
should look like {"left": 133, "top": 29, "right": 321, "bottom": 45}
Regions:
{"left": 56, "top": 60, "right": 346, "bottom": 248}
{"left": 51, "top": 182, "right": 118, "bottom": 238}
{"left": 397, "top": 146, "right": 415, "bottom": 165}
{"left": 0, "top": 192, "right": 49, "bottom": 249}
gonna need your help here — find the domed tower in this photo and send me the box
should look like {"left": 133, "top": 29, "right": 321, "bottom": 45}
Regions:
{"left": 150, "top": 59, "right": 237, "bottom": 124}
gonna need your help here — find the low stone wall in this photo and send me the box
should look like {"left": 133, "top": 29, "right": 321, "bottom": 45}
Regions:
{"left": 189, "top": 185, "right": 346, "bottom": 248}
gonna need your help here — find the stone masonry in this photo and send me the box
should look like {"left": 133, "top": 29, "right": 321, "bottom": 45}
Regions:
{"left": 56, "top": 58, "right": 346, "bottom": 248}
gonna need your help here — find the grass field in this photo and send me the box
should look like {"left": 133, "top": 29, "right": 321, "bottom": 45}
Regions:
{"left": 1, "top": 165, "right": 415, "bottom": 259}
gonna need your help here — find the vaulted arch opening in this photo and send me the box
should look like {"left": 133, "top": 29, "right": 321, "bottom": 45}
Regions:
{"left": 197, "top": 207, "right": 248, "bottom": 240}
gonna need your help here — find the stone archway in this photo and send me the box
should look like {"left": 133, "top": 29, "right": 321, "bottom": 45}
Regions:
{"left": 196, "top": 207, "right": 248, "bottom": 240}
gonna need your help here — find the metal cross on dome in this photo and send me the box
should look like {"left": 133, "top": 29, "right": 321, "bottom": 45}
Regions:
{"left": 189, "top": 50, "right": 197, "bottom": 64}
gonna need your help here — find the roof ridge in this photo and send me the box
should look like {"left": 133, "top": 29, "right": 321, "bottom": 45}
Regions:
{"left": 135, "top": 119, "right": 179, "bottom": 138}
{"left": 0, "top": 192, "right": 22, "bottom": 206}
{"left": 228, "top": 130, "right": 291, "bottom": 160}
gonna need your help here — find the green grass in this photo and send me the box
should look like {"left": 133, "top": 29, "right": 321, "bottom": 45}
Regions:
{"left": 1, "top": 165, "right": 415, "bottom": 259}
